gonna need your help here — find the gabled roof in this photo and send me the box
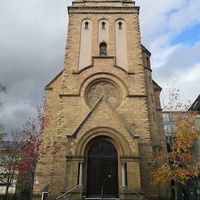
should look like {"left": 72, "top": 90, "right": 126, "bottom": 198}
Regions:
{"left": 189, "top": 95, "right": 200, "bottom": 112}
{"left": 67, "top": 95, "right": 139, "bottom": 138}
{"left": 141, "top": 44, "right": 151, "bottom": 56}
{"left": 45, "top": 70, "right": 63, "bottom": 89}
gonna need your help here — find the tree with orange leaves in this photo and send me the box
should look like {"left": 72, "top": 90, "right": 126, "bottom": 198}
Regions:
{"left": 152, "top": 89, "right": 200, "bottom": 200}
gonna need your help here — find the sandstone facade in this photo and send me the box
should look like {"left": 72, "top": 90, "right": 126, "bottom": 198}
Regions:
{"left": 33, "top": 1, "right": 170, "bottom": 200}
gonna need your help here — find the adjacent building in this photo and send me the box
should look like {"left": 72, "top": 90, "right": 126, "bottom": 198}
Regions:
{"left": 188, "top": 95, "right": 200, "bottom": 200}
{"left": 162, "top": 95, "right": 200, "bottom": 200}
{"left": 190, "top": 95, "right": 200, "bottom": 160}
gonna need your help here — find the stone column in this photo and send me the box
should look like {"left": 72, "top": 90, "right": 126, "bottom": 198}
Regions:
{"left": 79, "top": 163, "right": 83, "bottom": 186}
{"left": 122, "top": 163, "right": 126, "bottom": 186}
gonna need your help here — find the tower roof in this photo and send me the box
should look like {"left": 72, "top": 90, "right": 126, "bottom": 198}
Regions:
{"left": 72, "top": 0, "right": 136, "bottom": 6}
{"left": 73, "top": 0, "right": 134, "bottom": 2}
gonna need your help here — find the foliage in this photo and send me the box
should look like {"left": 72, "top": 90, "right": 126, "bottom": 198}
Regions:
{"left": 0, "top": 135, "right": 23, "bottom": 200}
{"left": 16, "top": 98, "right": 49, "bottom": 200}
{"left": 0, "top": 124, "right": 6, "bottom": 140}
{"left": 0, "top": 83, "right": 6, "bottom": 140}
{"left": 16, "top": 98, "right": 61, "bottom": 200}
{"left": 152, "top": 89, "right": 200, "bottom": 186}
{"left": 0, "top": 97, "right": 60, "bottom": 200}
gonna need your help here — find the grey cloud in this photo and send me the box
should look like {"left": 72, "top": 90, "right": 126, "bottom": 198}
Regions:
{"left": 0, "top": 0, "right": 200, "bottom": 135}
{"left": 0, "top": 0, "right": 69, "bottom": 134}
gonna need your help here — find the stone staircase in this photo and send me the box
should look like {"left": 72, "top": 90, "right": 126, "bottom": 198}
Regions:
{"left": 59, "top": 195, "right": 147, "bottom": 200}
{"left": 56, "top": 185, "right": 148, "bottom": 200}
{"left": 60, "top": 198, "right": 120, "bottom": 200}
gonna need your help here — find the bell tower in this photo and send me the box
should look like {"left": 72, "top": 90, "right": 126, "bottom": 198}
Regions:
{"left": 33, "top": 0, "right": 169, "bottom": 200}
{"left": 64, "top": 0, "right": 141, "bottom": 74}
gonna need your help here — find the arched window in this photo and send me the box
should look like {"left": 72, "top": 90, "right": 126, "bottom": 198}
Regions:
{"left": 119, "top": 22, "right": 122, "bottom": 29}
{"left": 100, "top": 42, "right": 107, "bottom": 56}
{"left": 85, "top": 22, "right": 89, "bottom": 29}
{"left": 102, "top": 22, "right": 105, "bottom": 29}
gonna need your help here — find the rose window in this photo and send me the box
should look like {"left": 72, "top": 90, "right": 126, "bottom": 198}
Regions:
{"left": 86, "top": 81, "right": 121, "bottom": 108}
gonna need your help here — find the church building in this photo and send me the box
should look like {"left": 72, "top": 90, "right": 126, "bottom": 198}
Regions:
{"left": 33, "top": 0, "right": 170, "bottom": 199}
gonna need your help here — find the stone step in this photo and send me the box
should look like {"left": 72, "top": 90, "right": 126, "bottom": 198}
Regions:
{"left": 85, "top": 198, "right": 120, "bottom": 200}
{"left": 85, "top": 197, "right": 120, "bottom": 200}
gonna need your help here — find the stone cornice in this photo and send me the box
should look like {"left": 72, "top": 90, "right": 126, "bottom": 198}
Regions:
{"left": 120, "top": 156, "right": 140, "bottom": 162}
{"left": 68, "top": 6, "right": 139, "bottom": 11}
{"left": 127, "top": 94, "right": 148, "bottom": 98}
{"left": 144, "top": 66, "right": 152, "bottom": 72}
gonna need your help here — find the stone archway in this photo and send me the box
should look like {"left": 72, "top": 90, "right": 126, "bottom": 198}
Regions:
{"left": 87, "top": 140, "right": 118, "bottom": 198}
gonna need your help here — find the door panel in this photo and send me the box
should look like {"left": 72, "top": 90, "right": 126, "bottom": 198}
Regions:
{"left": 103, "top": 158, "right": 118, "bottom": 197}
{"left": 87, "top": 140, "right": 118, "bottom": 198}
{"left": 88, "top": 158, "right": 102, "bottom": 197}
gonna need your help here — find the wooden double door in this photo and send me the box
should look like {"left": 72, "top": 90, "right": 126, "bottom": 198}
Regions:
{"left": 87, "top": 140, "right": 118, "bottom": 198}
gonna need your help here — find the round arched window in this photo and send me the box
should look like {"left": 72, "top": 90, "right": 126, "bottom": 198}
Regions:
{"left": 100, "top": 42, "right": 107, "bottom": 56}
{"left": 85, "top": 80, "right": 121, "bottom": 108}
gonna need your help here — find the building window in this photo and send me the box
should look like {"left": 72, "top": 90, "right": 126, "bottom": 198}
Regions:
{"left": 100, "top": 42, "right": 107, "bottom": 56}
{"left": 85, "top": 22, "right": 89, "bottom": 29}
{"left": 102, "top": 22, "right": 106, "bottom": 29}
{"left": 119, "top": 22, "right": 122, "bottom": 29}
{"left": 146, "top": 57, "right": 150, "bottom": 68}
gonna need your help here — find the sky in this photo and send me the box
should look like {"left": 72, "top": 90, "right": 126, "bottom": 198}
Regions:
{"left": 0, "top": 0, "right": 200, "bottom": 134}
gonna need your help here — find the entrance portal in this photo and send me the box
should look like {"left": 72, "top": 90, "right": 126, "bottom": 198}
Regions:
{"left": 87, "top": 140, "right": 118, "bottom": 198}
